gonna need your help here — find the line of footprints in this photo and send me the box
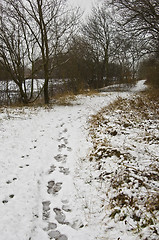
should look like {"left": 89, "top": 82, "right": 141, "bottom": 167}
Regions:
{"left": 42, "top": 199, "right": 71, "bottom": 240}
{"left": 42, "top": 126, "right": 72, "bottom": 240}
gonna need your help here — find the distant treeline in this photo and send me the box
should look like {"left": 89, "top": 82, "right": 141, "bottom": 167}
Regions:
{"left": 0, "top": 0, "right": 158, "bottom": 105}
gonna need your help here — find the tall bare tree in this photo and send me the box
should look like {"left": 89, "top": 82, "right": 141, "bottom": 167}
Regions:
{"left": 0, "top": 1, "right": 37, "bottom": 104}
{"left": 16, "top": 0, "right": 80, "bottom": 103}
{"left": 111, "top": 0, "right": 159, "bottom": 51}
{"left": 0, "top": 0, "right": 81, "bottom": 104}
{"left": 82, "top": 5, "right": 116, "bottom": 85}
{"left": 110, "top": 0, "right": 159, "bottom": 85}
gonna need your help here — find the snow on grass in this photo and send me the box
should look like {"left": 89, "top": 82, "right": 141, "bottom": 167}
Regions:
{"left": 99, "top": 79, "right": 147, "bottom": 93}
{"left": 87, "top": 91, "right": 159, "bottom": 239}
{"left": 0, "top": 80, "right": 157, "bottom": 240}
{"left": 130, "top": 80, "right": 147, "bottom": 92}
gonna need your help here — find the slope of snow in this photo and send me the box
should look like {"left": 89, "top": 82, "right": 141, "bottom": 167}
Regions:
{"left": 100, "top": 80, "right": 147, "bottom": 93}
{"left": 130, "top": 80, "right": 147, "bottom": 92}
{"left": 0, "top": 92, "right": 131, "bottom": 240}
{"left": 87, "top": 94, "right": 159, "bottom": 240}
{"left": 0, "top": 81, "right": 154, "bottom": 240}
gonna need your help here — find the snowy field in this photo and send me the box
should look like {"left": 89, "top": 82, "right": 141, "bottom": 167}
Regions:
{"left": 0, "top": 80, "right": 158, "bottom": 240}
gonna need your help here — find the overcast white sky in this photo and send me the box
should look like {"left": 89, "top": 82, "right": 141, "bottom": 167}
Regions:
{"left": 68, "top": 0, "right": 102, "bottom": 15}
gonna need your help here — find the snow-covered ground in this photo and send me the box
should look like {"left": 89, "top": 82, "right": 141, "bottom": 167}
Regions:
{"left": 87, "top": 91, "right": 159, "bottom": 240}
{"left": 99, "top": 79, "right": 147, "bottom": 92}
{"left": 130, "top": 80, "right": 147, "bottom": 92}
{"left": 0, "top": 81, "right": 158, "bottom": 240}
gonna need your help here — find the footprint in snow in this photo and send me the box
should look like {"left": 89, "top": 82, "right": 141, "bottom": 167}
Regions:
{"left": 21, "top": 154, "right": 29, "bottom": 159}
{"left": 61, "top": 199, "right": 72, "bottom": 212}
{"left": 53, "top": 208, "right": 68, "bottom": 225}
{"left": 42, "top": 201, "right": 51, "bottom": 221}
{"left": 53, "top": 207, "right": 82, "bottom": 232}
{"left": 19, "top": 164, "right": 29, "bottom": 169}
{"left": 29, "top": 145, "right": 37, "bottom": 150}
{"left": 48, "top": 231, "right": 68, "bottom": 240}
{"left": 67, "top": 147, "right": 72, "bottom": 152}
{"left": 62, "top": 204, "right": 71, "bottom": 212}
{"left": 43, "top": 222, "right": 57, "bottom": 232}
{"left": 54, "top": 154, "right": 67, "bottom": 163}
{"left": 48, "top": 165, "right": 56, "bottom": 174}
{"left": 58, "top": 137, "right": 68, "bottom": 145}
{"left": 2, "top": 194, "right": 15, "bottom": 204}
{"left": 48, "top": 222, "right": 57, "bottom": 230}
{"left": 6, "top": 178, "right": 17, "bottom": 184}
{"left": 2, "top": 200, "right": 8, "bottom": 204}
{"left": 40, "top": 130, "right": 45, "bottom": 133}
{"left": 63, "top": 128, "right": 68, "bottom": 133}
{"left": 6, "top": 180, "right": 12, "bottom": 184}
{"left": 58, "top": 144, "right": 66, "bottom": 151}
{"left": 58, "top": 137, "right": 64, "bottom": 142}
{"left": 48, "top": 230, "right": 61, "bottom": 239}
{"left": 64, "top": 138, "right": 68, "bottom": 144}
{"left": 71, "top": 219, "right": 84, "bottom": 230}
{"left": 47, "top": 181, "right": 62, "bottom": 195}
{"left": 59, "top": 166, "right": 70, "bottom": 175}
{"left": 42, "top": 213, "right": 68, "bottom": 240}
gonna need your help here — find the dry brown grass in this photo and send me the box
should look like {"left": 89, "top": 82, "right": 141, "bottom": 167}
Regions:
{"left": 88, "top": 90, "right": 159, "bottom": 237}
{"left": 0, "top": 89, "right": 99, "bottom": 110}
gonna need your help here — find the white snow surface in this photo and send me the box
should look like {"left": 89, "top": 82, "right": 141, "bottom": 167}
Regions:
{"left": 130, "top": 79, "right": 147, "bottom": 92}
{"left": 0, "top": 80, "right": 156, "bottom": 240}
{"left": 0, "top": 91, "right": 123, "bottom": 240}
{"left": 99, "top": 80, "right": 147, "bottom": 92}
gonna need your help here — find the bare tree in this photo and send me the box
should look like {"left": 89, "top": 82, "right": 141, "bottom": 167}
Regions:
{"left": 82, "top": 5, "right": 116, "bottom": 85}
{"left": 0, "top": 0, "right": 81, "bottom": 104}
{"left": 110, "top": 0, "right": 159, "bottom": 85}
{"left": 10, "top": 0, "right": 81, "bottom": 104}
{"left": 111, "top": 30, "right": 150, "bottom": 81}
{"left": 111, "top": 0, "right": 159, "bottom": 50}
{"left": 0, "top": 1, "right": 36, "bottom": 104}
{"left": 62, "top": 36, "right": 99, "bottom": 90}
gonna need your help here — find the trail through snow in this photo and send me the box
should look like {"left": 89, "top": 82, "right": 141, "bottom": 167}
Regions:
{"left": 0, "top": 81, "right": 148, "bottom": 240}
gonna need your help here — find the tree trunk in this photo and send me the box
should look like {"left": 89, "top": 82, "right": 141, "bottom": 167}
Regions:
{"left": 19, "top": 85, "right": 29, "bottom": 104}
{"left": 44, "top": 78, "right": 49, "bottom": 104}
{"left": 105, "top": 45, "right": 109, "bottom": 86}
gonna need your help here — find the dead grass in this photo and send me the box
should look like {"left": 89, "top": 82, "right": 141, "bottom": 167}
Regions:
{"left": 107, "top": 90, "right": 159, "bottom": 120}
{"left": 0, "top": 89, "right": 99, "bottom": 110}
{"left": 51, "top": 92, "right": 76, "bottom": 106}
{"left": 88, "top": 91, "right": 159, "bottom": 238}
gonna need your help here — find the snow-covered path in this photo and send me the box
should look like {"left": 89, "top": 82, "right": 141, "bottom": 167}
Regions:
{"left": 0, "top": 80, "right": 150, "bottom": 240}
{"left": 1, "top": 92, "right": 129, "bottom": 240}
